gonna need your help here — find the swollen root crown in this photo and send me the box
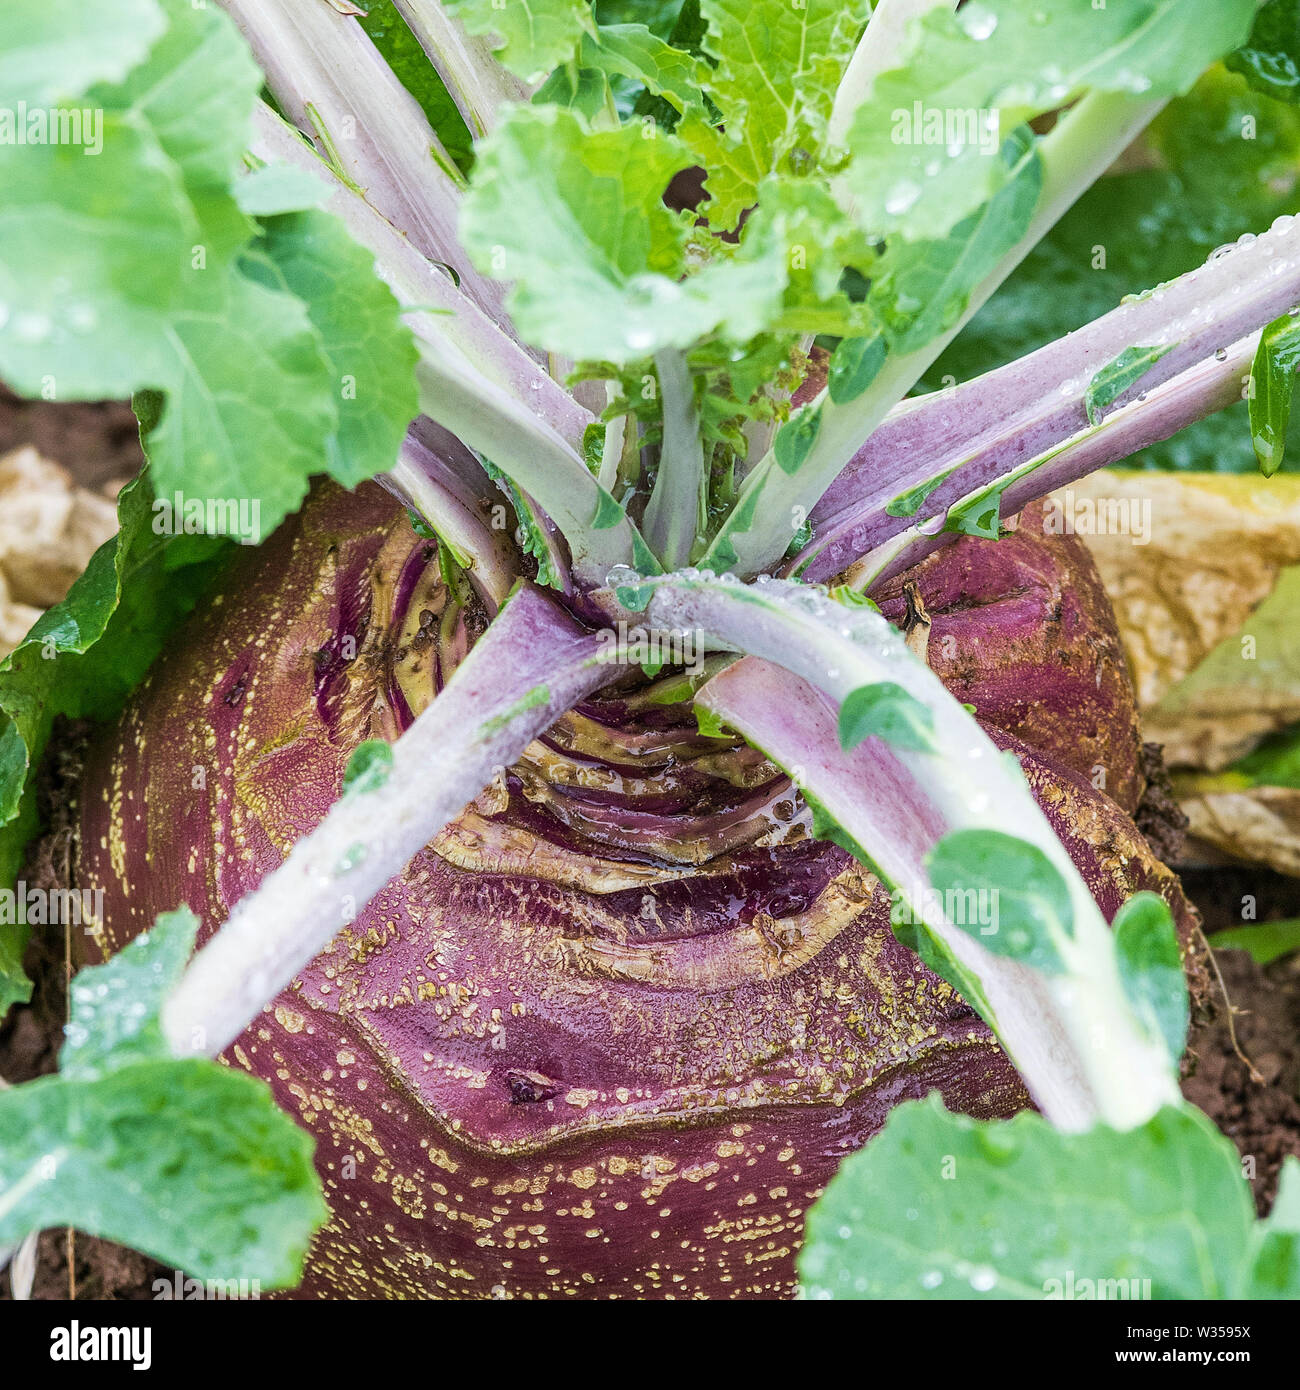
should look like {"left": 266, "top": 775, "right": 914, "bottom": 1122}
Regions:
{"left": 76, "top": 484, "right": 1196, "bottom": 1299}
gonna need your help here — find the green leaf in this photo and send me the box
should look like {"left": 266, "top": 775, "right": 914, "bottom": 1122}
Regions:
{"left": 614, "top": 579, "right": 654, "bottom": 612}
{"left": 90, "top": 0, "right": 262, "bottom": 264}
{"left": 1227, "top": 0, "right": 1300, "bottom": 104}
{"left": 595, "top": 0, "right": 688, "bottom": 41}
{"left": 1084, "top": 343, "right": 1175, "bottom": 427}
{"left": 1207, "top": 918, "right": 1300, "bottom": 966}
{"left": 438, "top": 538, "right": 472, "bottom": 587}
{"left": 884, "top": 467, "right": 957, "bottom": 519}
{"left": 0, "top": 1060, "right": 325, "bottom": 1286}
{"left": 773, "top": 404, "right": 823, "bottom": 475}
{"left": 533, "top": 61, "right": 618, "bottom": 122}
{"left": 593, "top": 23, "right": 707, "bottom": 109}
{"left": 803, "top": 787, "right": 876, "bottom": 869}
{"left": 138, "top": 263, "right": 338, "bottom": 541}
{"left": 0, "top": 476, "right": 232, "bottom": 1015}
{"left": 828, "top": 335, "right": 887, "bottom": 406}
{"left": 841, "top": 0, "right": 1257, "bottom": 245}
{"left": 630, "top": 528, "right": 665, "bottom": 577}
{"left": 838, "top": 682, "right": 936, "bottom": 754}
{"left": 680, "top": 0, "right": 872, "bottom": 230}
{"left": 462, "top": 106, "right": 696, "bottom": 360}
{"left": 800, "top": 1097, "right": 1263, "bottom": 1299}
{"left": 234, "top": 163, "right": 332, "bottom": 217}
{"left": 926, "top": 829, "right": 1073, "bottom": 972}
{"left": 59, "top": 908, "right": 198, "bottom": 1081}
{"left": 1243, "top": 1157, "right": 1300, "bottom": 1297}
{"left": 343, "top": 740, "right": 395, "bottom": 797}
{"left": 1113, "top": 891, "right": 1189, "bottom": 1068}
{"left": 253, "top": 210, "right": 419, "bottom": 489}
{"left": 1249, "top": 311, "right": 1300, "bottom": 476}
{"left": 944, "top": 482, "right": 1007, "bottom": 540}
{"left": 0, "top": 910, "right": 327, "bottom": 1285}
{"left": 463, "top": 105, "right": 873, "bottom": 360}
{"left": 694, "top": 702, "right": 730, "bottom": 739}
{"left": 0, "top": 0, "right": 166, "bottom": 107}
{"left": 829, "top": 585, "right": 879, "bottom": 612}
{"left": 571, "top": 23, "right": 710, "bottom": 114}
{"left": 482, "top": 459, "right": 563, "bottom": 589}
{"left": 0, "top": 112, "right": 198, "bottom": 400}
{"left": 358, "top": 0, "right": 475, "bottom": 172}
{"left": 0, "top": 0, "right": 416, "bottom": 542}
{"left": 735, "top": 177, "right": 878, "bottom": 339}
{"left": 590, "top": 488, "right": 627, "bottom": 530}
{"left": 446, "top": 0, "right": 597, "bottom": 83}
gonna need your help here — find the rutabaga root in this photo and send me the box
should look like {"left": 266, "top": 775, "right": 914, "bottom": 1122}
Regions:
{"left": 74, "top": 481, "right": 1200, "bottom": 1299}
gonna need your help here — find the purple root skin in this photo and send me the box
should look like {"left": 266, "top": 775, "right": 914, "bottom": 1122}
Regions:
{"left": 75, "top": 481, "right": 1197, "bottom": 1299}
{"left": 871, "top": 501, "right": 1143, "bottom": 815}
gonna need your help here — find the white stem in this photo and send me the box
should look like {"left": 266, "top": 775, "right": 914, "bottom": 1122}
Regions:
{"left": 250, "top": 104, "right": 591, "bottom": 452}
{"left": 386, "top": 442, "right": 519, "bottom": 609}
{"left": 413, "top": 342, "right": 636, "bottom": 585}
{"left": 162, "top": 587, "right": 618, "bottom": 1058}
{"left": 642, "top": 350, "right": 705, "bottom": 571}
{"left": 597, "top": 404, "right": 626, "bottom": 493}
{"left": 218, "top": 0, "right": 510, "bottom": 326}
{"left": 850, "top": 333, "right": 1261, "bottom": 586}
{"left": 828, "top": 0, "right": 955, "bottom": 150}
{"left": 390, "top": 0, "right": 528, "bottom": 138}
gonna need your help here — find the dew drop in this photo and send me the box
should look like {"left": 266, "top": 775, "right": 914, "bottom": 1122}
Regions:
{"left": 13, "top": 312, "right": 51, "bottom": 343}
{"left": 884, "top": 180, "right": 921, "bottom": 216}
{"left": 961, "top": 7, "right": 998, "bottom": 40}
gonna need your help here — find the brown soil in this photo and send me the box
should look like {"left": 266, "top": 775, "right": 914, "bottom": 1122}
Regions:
{"left": 0, "top": 386, "right": 143, "bottom": 492}
{"left": 1180, "top": 866, "right": 1300, "bottom": 1215}
{"left": 0, "top": 397, "right": 1297, "bottom": 1298}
